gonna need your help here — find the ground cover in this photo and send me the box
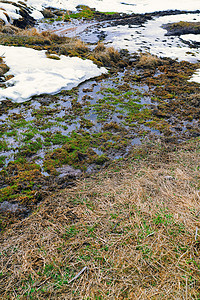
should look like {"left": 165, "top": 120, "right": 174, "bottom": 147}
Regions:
{"left": 0, "top": 48, "right": 200, "bottom": 231}
{"left": 0, "top": 4, "right": 200, "bottom": 299}
{"left": 0, "top": 138, "right": 200, "bottom": 298}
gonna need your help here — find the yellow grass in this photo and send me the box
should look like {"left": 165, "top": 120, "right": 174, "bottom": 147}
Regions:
{"left": 93, "top": 46, "right": 121, "bottom": 66}
{"left": 1, "top": 139, "right": 200, "bottom": 299}
{"left": 136, "top": 53, "right": 162, "bottom": 68}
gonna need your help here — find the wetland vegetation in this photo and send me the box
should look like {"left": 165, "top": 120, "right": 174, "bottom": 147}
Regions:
{"left": 0, "top": 4, "right": 200, "bottom": 299}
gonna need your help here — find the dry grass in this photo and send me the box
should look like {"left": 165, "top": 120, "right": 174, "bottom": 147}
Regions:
{"left": 136, "top": 53, "right": 162, "bottom": 69}
{"left": 18, "top": 28, "right": 67, "bottom": 44}
{"left": 19, "top": 28, "right": 41, "bottom": 37}
{"left": 94, "top": 42, "right": 106, "bottom": 53}
{"left": 1, "top": 139, "right": 200, "bottom": 299}
{"left": 59, "top": 38, "right": 89, "bottom": 56}
{"left": 93, "top": 46, "right": 121, "bottom": 67}
{"left": 0, "top": 26, "right": 122, "bottom": 67}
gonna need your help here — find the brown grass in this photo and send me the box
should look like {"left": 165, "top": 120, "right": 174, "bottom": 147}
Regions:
{"left": 0, "top": 139, "right": 200, "bottom": 299}
{"left": 94, "top": 42, "right": 106, "bottom": 53}
{"left": 18, "top": 28, "right": 67, "bottom": 44}
{"left": 93, "top": 46, "right": 121, "bottom": 66}
{"left": 136, "top": 53, "right": 162, "bottom": 69}
{"left": 59, "top": 38, "right": 89, "bottom": 56}
{"left": 20, "top": 28, "right": 41, "bottom": 37}
{"left": 0, "top": 26, "right": 123, "bottom": 67}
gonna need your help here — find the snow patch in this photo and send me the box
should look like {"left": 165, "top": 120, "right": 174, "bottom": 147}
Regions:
{"left": 103, "top": 13, "right": 200, "bottom": 63}
{"left": 1, "top": 0, "right": 200, "bottom": 25}
{"left": 18, "top": 0, "right": 200, "bottom": 14}
{"left": 0, "top": 45, "right": 107, "bottom": 103}
{"left": 189, "top": 70, "right": 200, "bottom": 84}
{"left": 180, "top": 34, "right": 200, "bottom": 44}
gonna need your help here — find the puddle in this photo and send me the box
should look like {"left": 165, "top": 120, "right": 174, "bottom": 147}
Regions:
{"left": 131, "top": 137, "right": 141, "bottom": 145}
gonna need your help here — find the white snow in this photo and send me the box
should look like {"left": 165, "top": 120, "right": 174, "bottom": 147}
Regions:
{"left": 190, "top": 70, "right": 200, "bottom": 84}
{"left": 1, "top": 0, "right": 200, "bottom": 25}
{"left": 101, "top": 12, "right": 200, "bottom": 84}
{"left": 0, "top": 45, "right": 107, "bottom": 103}
{"left": 180, "top": 34, "right": 200, "bottom": 44}
{"left": 0, "top": 3, "right": 22, "bottom": 24}
{"left": 102, "top": 13, "right": 200, "bottom": 63}
{"left": 14, "top": 0, "right": 200, "bottom": 14}
{"left": 1, "top": 1, "right": 200, "bottom": 94}
{"left": 64, "top": 0, "right": 200, "bottom": 14}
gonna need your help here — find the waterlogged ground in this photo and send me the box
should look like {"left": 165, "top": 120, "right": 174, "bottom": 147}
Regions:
{"left": 1, "top": 4, "right": 200, "bottom": 299}
{"left": 0, "top": 70, "right": 151, "bottom": 173}
{"left": 0, "top": 7, "right": 200, "bottom": 230}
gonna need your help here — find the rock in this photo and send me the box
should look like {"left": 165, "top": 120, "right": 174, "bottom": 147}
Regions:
{"left": 54, "top": 10, "right": 64, "bottom": 17}
{"left": 164, "top": 176, "right": 174, "bottom": 180}
{"left": 42, "top": 9, "right": 55, "bottom": 18}
{"left": 13, "top": 6, "right": 35, "bottom": 28}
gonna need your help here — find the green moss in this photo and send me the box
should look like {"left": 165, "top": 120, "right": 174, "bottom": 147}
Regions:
{"left": 0, "top": 159, "right": 42, "bottom": 205}
{"left": 95, "top": 155, "right": 109, "bottom": 165}
{"left": 18, "top": 139, "right": 43, "bottom": 157}
{"left": 0, "top": 140, "right": 9, "bottom": 151}
{"left": 10, "top": 118, "right": 28, "bottom": 129}
{"left": 69, "top": 6, "right": 94, "bottom": 19}
{"left": 22, "top": 132, "right": 35, "bottom": 142}
{"left": 43, "top": 132, "right": 95, "bottom": 173}
{"left": 46, "top": 132, "right": 68, "bottom": 145}
{"left": 101, "top": 12, "right": 117, "bottom": 15}
{"left": 6, "top": 130, "right": 17, "bottom": 137}
{"left": 0, "top": 156, "right": 6, "bottom": 167}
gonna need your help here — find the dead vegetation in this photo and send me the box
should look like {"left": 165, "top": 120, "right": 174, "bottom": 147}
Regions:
{"left": 92, "top": 45, "right": 121, "bottom": 67}
{"left": 136, "top": 53, "right": 162, "bottom": 69}
{"left": 59, "top": 38, "right": 89, "bottom": 56}
{"left": 1, "top": 138, "right": 200, "bottom": 299}
{"left": 0, "top": 26, "right": 123, "bottom": 68}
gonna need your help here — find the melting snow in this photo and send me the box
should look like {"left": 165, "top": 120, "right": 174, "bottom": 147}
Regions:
{"left": 0, "top": 45, "right": 107, "bottom": 103}
{"left": 189, "top": 70, "right": 200, "bottom": 84}
{"left": 1, "top": 0, "right": 200, "bottom": 25}
{"left": 1, "top": 1, "right": 200, "bottom": 90}
{"left": 102, "top": 13, "right": 200, "bottom": 63}
{"left": 180, "top": 34, "right": 200, "bottom": 44}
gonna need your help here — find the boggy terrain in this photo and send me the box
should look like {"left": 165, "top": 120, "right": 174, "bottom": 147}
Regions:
{"left": 0, "top": 8, "right": 200, "bottom": 231}
{"left": 0, "top": 4, "right": 200, "bottom": 299}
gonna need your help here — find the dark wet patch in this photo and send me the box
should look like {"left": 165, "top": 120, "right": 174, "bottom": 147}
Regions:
{"left": 163, "top": 21, "right": 200, "bottom": 36}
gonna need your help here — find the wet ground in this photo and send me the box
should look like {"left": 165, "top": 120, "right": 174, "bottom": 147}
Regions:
{"left": 36, "top": 11, "right": 200, "bottom": 62}
{"left": 0, "top": 8, "right": 200, "bottom": 230}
